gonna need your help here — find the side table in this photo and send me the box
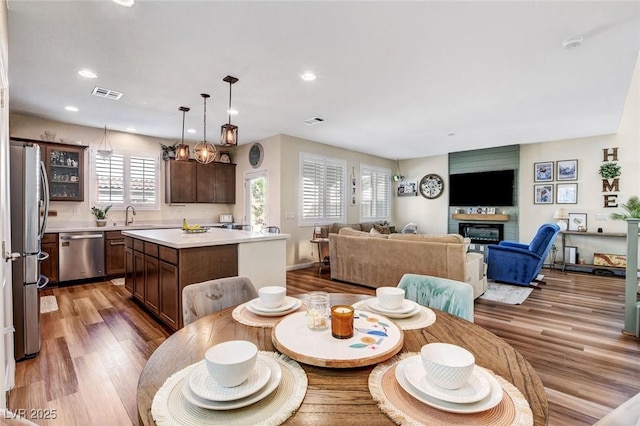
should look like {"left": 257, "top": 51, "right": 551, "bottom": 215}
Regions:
{"left": 310, "top": 238, "right": 330, "bottom": 274}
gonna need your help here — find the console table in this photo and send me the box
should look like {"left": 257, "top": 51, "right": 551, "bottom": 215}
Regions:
{"left": 560, "top": 231, "right": 627, "bottom": 274}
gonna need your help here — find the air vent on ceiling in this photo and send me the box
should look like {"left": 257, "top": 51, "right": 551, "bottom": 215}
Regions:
{"left": 304, "top": 117, "right": 325, "bottom": 125}
{"left": 91, "top": 86, "right": 124, "bottom": 100}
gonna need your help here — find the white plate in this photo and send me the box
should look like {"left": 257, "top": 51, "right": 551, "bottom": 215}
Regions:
{"left": 182, "top": 355, "right": 282, "bottom": 410}
{"left": 188, "top": 357, "right": 271, "bottom": 402}
{"left": 404, "top": 361, "right": 491, "bottom": 404}
{"left": 395, "top": 355, "right": 503, "bottom": 414}
{"left": 249, "top": 296, "right": 299, "bottom": 313}
{"left": 366, "top": 298, "right": 417, "bottom": 315}
{"left": 245, "top": 298, "right": 302, "bottom": 317}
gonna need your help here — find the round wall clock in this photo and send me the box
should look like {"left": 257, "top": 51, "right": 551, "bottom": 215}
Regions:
{"left": 248, "top": 143, "right": 264, "bottom": 168}
{"left": 419, "top": 174, "right": 444, "bottom": 199}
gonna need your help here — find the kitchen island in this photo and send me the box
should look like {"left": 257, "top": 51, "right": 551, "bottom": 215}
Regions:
{"left": 122, "top": 228, "right": 288, "bottom": 330}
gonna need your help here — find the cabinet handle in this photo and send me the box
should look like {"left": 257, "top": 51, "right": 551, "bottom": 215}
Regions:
{"left": 110, "top": 241, "right": 125, "bottom": 246}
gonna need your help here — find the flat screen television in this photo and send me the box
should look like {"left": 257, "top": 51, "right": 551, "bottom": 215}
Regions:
{"left": 449, "top": 169, "right": 515, "bottom": 206}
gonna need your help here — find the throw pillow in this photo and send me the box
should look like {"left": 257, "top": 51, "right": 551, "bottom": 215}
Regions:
{"left": 373, "top": 224, "right": 391, "bottom": 234}
{"left": 370, "top": 228, "right": 381, "bottom": 235}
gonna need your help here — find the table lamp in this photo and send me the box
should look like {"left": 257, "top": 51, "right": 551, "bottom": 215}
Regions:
{"left": 553, "top": 208, "right": 569, "bottom": 231}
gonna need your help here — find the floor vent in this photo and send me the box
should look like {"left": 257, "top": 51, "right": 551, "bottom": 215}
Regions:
{"left": 304, "top": 117, "right": 325, "bottom": 125}
{"left": 91, "top": 86, "right": 123, "bottom": 100}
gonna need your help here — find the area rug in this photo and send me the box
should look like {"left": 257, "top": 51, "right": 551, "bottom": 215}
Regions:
{"left": 479, "top": 282, "right": 534, "bottom": 305}
{"left": 110, "top": 278, "right": 125, "bottom": 286}
{"left": 40, "top": 295, "right": 58, "bottom": 313}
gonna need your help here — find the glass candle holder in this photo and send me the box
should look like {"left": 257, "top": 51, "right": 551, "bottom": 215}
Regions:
{"left": 331, "top": 305, "right": 354, "bottom": 339}
{"left": 306, "top": 291, "right": 330, "bottom": 331}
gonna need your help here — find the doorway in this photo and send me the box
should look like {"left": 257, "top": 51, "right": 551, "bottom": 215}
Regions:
{"left": 244, "top": 171, "right": 267, "bottom": 231}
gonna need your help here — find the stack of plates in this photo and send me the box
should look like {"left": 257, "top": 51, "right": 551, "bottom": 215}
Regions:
{"left": 245, "top": 296, "right": 302, "bottom": 317}
{"left": 364, "top": 298, "right": 421, "bottom": 319}
{"left": 181, "top": 354, "right": 282, "bottom": 410}
{"left": 395, "top": 355, "right": 503, "bottom": 413}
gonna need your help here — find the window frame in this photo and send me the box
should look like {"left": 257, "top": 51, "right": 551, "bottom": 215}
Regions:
{"left": 90, "top": 147, "right": 161, "bottom": 211}
{"left": 360, "top": 163, "right": 391, "bottom": 222}
{"left": 299, "top": 152, "right": 347, "bottom": 226}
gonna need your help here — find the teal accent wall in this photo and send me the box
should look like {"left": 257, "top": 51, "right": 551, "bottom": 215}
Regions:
{"left": 448, "top": 145, "right": 520, "bottom": 249}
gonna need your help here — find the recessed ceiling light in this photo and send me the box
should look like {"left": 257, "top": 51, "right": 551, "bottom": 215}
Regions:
{"left": 78, "top": 69, "right": 97, "bottom": 79}
{"left": 227, "top": 108, "right": 239, "bottom": 116}
{"left": 301, "top": 72, "right": 316, "bottom": 81}
{"left": 187, "top": 129, "right": 197, "bottom": 134}
{"left": 126, "top": 128, "right": 136, "bottom": 132}
{"left": 65, "top": 105, "right": 79, "bottom": 112}
{"left": 113, "top": 0, "right": 134, "bottom": 7}
{"left": 562, "top": 36, "right": 583, "bottom": 49}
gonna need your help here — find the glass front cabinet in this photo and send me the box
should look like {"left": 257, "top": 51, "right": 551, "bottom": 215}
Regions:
{"left": 44, "top": 143, "right": 87, "bottom": 201}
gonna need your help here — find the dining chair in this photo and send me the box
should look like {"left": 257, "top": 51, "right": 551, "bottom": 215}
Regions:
{"left": 397, "top": 273, "right": 474, "bottom": 322}
{"left": 264, "top": 226, "right": 280, "bottom": 234}
{"left": 182, "top": 276, "right": 258, "bottom": 326}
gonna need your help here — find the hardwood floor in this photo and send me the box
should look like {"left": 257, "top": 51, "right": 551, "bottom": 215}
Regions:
{"left": 7, "top": 268, "right": 639, "bottom": 425}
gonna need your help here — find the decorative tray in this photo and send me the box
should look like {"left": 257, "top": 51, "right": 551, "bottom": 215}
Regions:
{"left": 271, "top": 310, "right": 404, "bottom": 368}
{"left": 182, "top": 227, "right": 210, "bottom": 234}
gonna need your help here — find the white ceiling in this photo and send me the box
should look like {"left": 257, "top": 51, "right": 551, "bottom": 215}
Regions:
{"left": 6, "top": 1, "right": 640, "bottom": 160}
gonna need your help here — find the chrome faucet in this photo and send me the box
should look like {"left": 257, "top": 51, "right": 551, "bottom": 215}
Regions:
{"left": 125, "top": 205, "right": 136, "bottom": 226}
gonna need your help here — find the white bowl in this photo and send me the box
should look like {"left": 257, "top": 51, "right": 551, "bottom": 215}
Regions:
{"left": 376, "top": 287, "right": 405, "bottom": 310}
{"left": 205, "top": 340, "right": 258, "bottom": 387}
{"left": 421, "top": 343, "right": 475, "bottom": 390}
{"left": 258, "top": 286, "right": 286, "bottom": 309}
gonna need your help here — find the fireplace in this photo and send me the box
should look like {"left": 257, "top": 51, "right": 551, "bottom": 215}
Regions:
{"left": 458, "top": 223, "right": 504, "bottom": 244}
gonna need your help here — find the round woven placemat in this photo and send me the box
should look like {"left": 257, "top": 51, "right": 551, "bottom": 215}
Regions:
{"left": 232, "top": 303, "right": 305, "bottom": 328}
{"left": 369, "top": 352, "right": 533, "bottom": 426}
{"left": 152, "top": 352, "right": 307, "bottom": 426}
{"left": 352, "top": 301, "right": 437, "bottom": 330}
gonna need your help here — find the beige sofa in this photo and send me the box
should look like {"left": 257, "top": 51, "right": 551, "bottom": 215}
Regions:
{"left": 328, "top": 228, "right": 487, "bottom": 298}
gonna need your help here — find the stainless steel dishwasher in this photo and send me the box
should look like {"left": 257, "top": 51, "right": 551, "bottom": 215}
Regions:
{"left": 59, "top": 231, "right": 105, "bottom": 281}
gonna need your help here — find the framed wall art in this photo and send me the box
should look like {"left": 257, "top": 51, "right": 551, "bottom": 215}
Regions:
{"left": 564, "top": 246, "right": 577, "bottom": 264}
{"left": 557, "top": 159, "right": 578, "bottom": 181}
{"left": 397, "top": 181, "right": 417, "bottom": 197}
{"left": 534, "top": 161, "right": 553, "bottom": 182}
{"left": 557, "top": 183, "right": 578, "bottom": 204}
{"left": 534, "top": 184, "right": 553, "bottom": 204}
{"left": 568, "top": 213, "right": 587, "bottom": 231}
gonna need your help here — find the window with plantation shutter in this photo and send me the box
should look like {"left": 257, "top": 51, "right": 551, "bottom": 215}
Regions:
{"left": 360, "top": 164, "right": 391, "bottom": 221}
{"left": 299, "top": 153, "right": 346, "bottom": 225}
{"left": 92, "top": 149, "right": 160, "bottom": 210}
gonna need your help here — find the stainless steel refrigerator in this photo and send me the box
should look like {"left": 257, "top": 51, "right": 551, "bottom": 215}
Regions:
{"left": 9, "top": 140, "right": 50, "bottom": 361}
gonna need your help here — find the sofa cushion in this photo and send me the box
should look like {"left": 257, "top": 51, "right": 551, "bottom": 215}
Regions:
{"left": 339, "top": 227, "right": 388, "bottom": 239}
{"left": 329, "top": 223, "right": 362, "bottom": 234}
{"left": 389, "top": 233, "right": 464, "bottom": 243}
{"left": 360, "top": 223, "right": 375, "bottom": 232}
{"left": 373, "top": 224, "right": 391, "bottom": 234}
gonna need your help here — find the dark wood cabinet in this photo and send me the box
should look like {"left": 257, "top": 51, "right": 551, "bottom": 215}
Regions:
{"left": 144, "top": 254, "right": 160, "bottom": 314}
{"left": 105, "top": 231, "right": 125, "bottom": 276}
{"left": 124, "top": 243, "right": 134, "bottom": 293}
{"left": 158, "top": 260, "right": 179, "bottom": 329}
{"left": 165, "top": 160, "right": 236, "bottom": 204}
{"left": 133, "top": 249, "right": 145, "bottom": 302}
{"left": 40, "top": 233, "right": 58, "bottom": 284}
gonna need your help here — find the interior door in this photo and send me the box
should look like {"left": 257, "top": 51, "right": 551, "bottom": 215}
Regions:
{"left": 244, "top": 171, "right": 267, "bottom": 230}
{"left": 0, "top": 30, "right": 14, "bottom": 404}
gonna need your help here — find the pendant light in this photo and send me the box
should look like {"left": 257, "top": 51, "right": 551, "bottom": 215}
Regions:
{"left": 175, "top": 106, "right": 190, "bottom": 161}
{"left": 97, "top": 125, "right": 113, "bottom": 158}
{"left": 220, "top": 75, "right": 238, "bottom": 147}
{"left": 193, "top": 93, "right": 216, "bottom": 164}
{"left": 392, "top": 159, "right": 405, "bottom": 182}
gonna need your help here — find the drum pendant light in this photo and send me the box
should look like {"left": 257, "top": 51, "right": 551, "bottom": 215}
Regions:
{"left": 220, "top": 75, "right": 238, "bottom": 147}
{"left": 175, "top": 106, "right": 190, "bottom": 161}
{"left": 193, "top": 93, "right": 216, "bottom": 164}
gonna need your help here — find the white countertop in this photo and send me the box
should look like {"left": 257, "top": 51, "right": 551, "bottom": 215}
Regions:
{"left": 121, "top": 228, "right": 289, "bottom": 249}
{"left": 45, "top": 222, "right": 228, "bottom": 233}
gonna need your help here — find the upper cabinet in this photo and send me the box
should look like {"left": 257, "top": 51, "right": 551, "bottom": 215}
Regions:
{"left": 11, "top": 138, "right": 88, "bottom": 202}
{"left": 165, "top": 160, "right": 236, "bottom": 204}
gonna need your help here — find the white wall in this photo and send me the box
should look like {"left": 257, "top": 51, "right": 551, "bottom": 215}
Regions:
{"left": 9, "top": 114, "right": 235, "bottom": 228}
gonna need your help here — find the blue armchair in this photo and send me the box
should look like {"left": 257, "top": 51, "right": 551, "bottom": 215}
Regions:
{"left": 486, "top": 223, "right": 561, "bottom": 287}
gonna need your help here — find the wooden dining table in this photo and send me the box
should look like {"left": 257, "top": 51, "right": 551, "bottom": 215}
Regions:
{"left": 137, "top": 293, "right": 548, "bottom": 425}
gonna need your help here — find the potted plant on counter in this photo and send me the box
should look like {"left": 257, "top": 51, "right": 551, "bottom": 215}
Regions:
{"left": 91, "top": 205, "right": 112, "bottom": 227}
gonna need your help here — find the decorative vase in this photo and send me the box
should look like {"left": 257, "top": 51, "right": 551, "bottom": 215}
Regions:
{"left": 96, "top": 219, "right": 107, "bottom": 227}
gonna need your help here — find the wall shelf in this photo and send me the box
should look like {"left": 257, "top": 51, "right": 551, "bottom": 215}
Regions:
{"left": 452, "top": 214, "right": 509, "bottom": 222}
